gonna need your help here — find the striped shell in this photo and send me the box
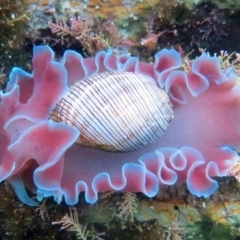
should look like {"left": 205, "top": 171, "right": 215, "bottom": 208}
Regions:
{"left": 51, "top": 71, "right": 173, "bottom": 152}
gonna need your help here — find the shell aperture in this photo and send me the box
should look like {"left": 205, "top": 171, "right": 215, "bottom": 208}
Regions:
{"left": 51, "top": 71, "right": 173, "bottom": 152}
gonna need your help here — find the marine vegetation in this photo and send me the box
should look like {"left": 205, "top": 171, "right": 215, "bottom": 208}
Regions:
{"left": 49, "top": 16, "right": 126, "bottom": 56}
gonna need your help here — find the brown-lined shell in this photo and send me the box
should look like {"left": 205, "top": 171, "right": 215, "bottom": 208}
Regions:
{"left": 51, "top": 71, "right": 173, "bottom": 152}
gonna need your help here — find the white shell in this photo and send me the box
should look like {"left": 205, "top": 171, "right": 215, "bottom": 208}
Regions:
{"left": 51, "top": 71, "right": 173, "bottom": 152}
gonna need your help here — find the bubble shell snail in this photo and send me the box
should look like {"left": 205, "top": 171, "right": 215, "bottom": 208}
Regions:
{"left": 1, "top": 45, "right": 240, "bottom": 207}
{"left": 51, "top": 71, "right": 174, "bottom": 152}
